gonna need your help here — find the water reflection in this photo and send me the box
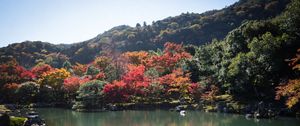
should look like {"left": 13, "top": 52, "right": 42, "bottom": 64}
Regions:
{"left": 36, "top": 108, "right": 300, "bottom": 126}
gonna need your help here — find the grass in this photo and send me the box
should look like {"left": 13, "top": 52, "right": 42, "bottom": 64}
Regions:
{"left": 10, "top": 116, "right": 27, "bottom": 126}
{"left": 1, "top": 104, "right": 26, "bottom": 126}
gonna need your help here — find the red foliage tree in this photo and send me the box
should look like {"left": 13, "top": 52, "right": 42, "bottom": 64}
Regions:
{"left": 63, "top": 76, "right": 90, "bottom": 93}
{"left": 103, "top": 65, "right": 151, "bottom": 103}
{"left": 123, "top": 65, "right": 150, "bottom": 88}
{"left": 103, "top": 81, "right": 130, "bottom": 103}
{"left": 145, "top": 42, "right": 191, "bottom": 72}
{"left": 31, "top": 64, "right": 53, "bottom": 78}
{"left": 0, "top": 64, "right": 35, "bottom": 86}
{"left": 95, "top": 72, "right": 106, "bottom": 80}
{"left": 188, "top": 83, "right": 204, "bottom": 101}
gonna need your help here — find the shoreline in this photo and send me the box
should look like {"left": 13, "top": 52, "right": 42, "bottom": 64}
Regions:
{"left": 2, "top": 102, "right": 299, "bottom": 119}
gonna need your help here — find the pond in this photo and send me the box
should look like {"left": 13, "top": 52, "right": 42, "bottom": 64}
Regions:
{"left": 36, "top": 108, "right": 300, "bottom": 126}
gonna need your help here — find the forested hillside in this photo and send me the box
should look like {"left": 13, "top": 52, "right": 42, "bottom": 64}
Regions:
{"left": 0, "top": 0, "right": 290, "bottom": 68}
{"left": 0, "top": 0, "right": 300, "bottom": 114}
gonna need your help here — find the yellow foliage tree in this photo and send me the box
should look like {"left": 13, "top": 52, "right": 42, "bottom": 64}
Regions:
{"left": 122, "top": 51, "right": 148, "bottom": 65}
{"left": 93, "top": 56, "right": 112, "bottom": 70}
{"left": 38, "top": 68, "right": 71, "bottom": 90}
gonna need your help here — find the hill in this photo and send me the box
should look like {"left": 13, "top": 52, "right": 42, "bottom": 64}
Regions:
{"left": 0, "top": 0, "right": 291, "bottom": 68}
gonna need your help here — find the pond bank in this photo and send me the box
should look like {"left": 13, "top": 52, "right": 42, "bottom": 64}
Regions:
{"left": 2, "top": 101, "right": 299, "bottom": 119}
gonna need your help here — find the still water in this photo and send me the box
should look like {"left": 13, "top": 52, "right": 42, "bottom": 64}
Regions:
{"left": 36, "top": 108, "right": 300, "bottom": 126}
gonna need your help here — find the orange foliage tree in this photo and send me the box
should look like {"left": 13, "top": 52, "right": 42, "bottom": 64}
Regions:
{"left": 122, "top": 51, "right": 149, "bottom": 65}
{"left": 276, "top": 49, "right": 300, "bottom": 108}
{"left": 158, "top": 68, "right": 192, "bottom": 100}
{"left": 72, "top": 63, "right": 88, "bottom": 76}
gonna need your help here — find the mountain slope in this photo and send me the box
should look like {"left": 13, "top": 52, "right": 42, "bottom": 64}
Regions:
{"left": 0, "top": 0, "right": 291, "bottom": 68}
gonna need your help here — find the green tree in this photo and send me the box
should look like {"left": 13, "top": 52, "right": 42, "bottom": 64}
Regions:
{"left": 16, "top": 82, "right": 40, "bottom": 104}
{"left": 62, "top": 60, "right": 72, "bottom": 72}
{"left": 85, "top": 65, "right": 100, "bottom": 76}
{"left": 72, "top": 80, "right": 107, "bottom": 110}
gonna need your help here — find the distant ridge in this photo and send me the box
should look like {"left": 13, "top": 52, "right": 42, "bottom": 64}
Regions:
{"left": 0, "top": 0, "right": 290, "bottom": 68}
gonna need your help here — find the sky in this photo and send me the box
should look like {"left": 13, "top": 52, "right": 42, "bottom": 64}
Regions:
{"left": 0, "top": 0, "right": 238, "bottom": 47}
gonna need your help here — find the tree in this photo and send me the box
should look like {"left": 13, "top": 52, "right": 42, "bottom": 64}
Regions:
{"left": 276, "top": 79, "right": 300, "bottom": 108}
{"left": 63, "top": 76, "right": 90, "bottom": 93}
{"left": 72, "top": 63, "right": 88, "bottom": 76}
{"left": 38, "top": 68, "right": 71, "bottom": 90}
{"left": 62, "top": 61, "right": 72, "bottom": 72}
{"left": 93, "top": 56, "right": 112, "bottom": 70}
{"left": 103, "top": 65, "right": 151, "bottom": 103}
{"left": 0, "top": 64, "right": 35, "bottom": 87}
{"left": 1, "top": 83, "right": 19, "bottom": 103}
{"left": 85, "top": 65, "right": 100, "bottom": 77}
{"left": 276, "top": 48, "right": 300, "bottom": 108}
{"left": 143, "top": 21, "right": 147, "bottom": 27}
{"left": 31, "top": 64, "right": 53, "bottom": 79}
{"left": 63, "top": 76, "right": 90, "bottom": 103}
{"left": 201, "top": 85, "right": 219, "bottom": 105}
{"left": 72, "top": 80, "right": 107, "bottom": 110}
{"left": 123, "top": 65, "right": 150, "bottom": 100}
{"left": 38, "top": 68, "right": 71, "bottom": 101}
{"left": 122, "top": 51, "right": 148, "bottom": 65}
{"left": 280, "top": 0, "right": 300, "bottom": 38}
{"left": 44, "top": 53, "right": 69, "bottom": 68}
{"left": 103, "top": 81, "right": 129, "bottom": 103}
{"left": 188, "top": 83, "right": 204, "bottom": 102}
{"left": 95, "top": 72, "right": 106, "bottom": 80}
{"left": 158, "top": 68, "right": 192, "bottom": 100}
{"left": 145, "top": 42, "right": 191, "bottom": 73}
{"left": 16, "top": 82, "right": 40, "bottom": 104}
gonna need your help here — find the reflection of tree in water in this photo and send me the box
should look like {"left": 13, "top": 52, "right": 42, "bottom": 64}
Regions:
{"left": 35, "top": 108, "right": 300, "bottom": 126}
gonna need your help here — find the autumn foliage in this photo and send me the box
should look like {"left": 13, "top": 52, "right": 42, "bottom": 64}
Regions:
{"left": 38, "top": 68, "right": 71, "bottom": 90}
{"left": 72, "top": 63, "right": 88, "bottom": 76}
{"left": 276, "top": 79, "right": 300, "bottom": 108}
{"left": 102, "top": 43, "right": 194, "bottom": 103}
{"left": 31, "top": 64, "right": 53, "bottom": 78}
{"left": 0, "top": 64, "right": 35, "bottom": 85}
{"left": 63, "top": 76, "right": 90, "bottom": 93}
{"left": 145, "top": 42, "right": 191, "bottom": 72}
{"left": 0, "top": 42, "right": 203, "bottom": 106}
{"left": 122, "top": 51, "right": 148, "bottom": 65}
{"left": 276, "top": 48, "right": 300, "bottom": 108}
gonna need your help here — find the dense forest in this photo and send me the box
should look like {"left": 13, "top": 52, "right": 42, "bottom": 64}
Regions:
{"left": 0, "top": 0, "right": 291, "bottom": 68}
{"left": 0, "top": 0, "right": 299, "bottom": 115}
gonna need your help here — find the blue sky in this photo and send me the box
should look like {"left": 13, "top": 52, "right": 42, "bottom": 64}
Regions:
{"left": 0, "top": 0, "right": 238, "bottom": 47}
